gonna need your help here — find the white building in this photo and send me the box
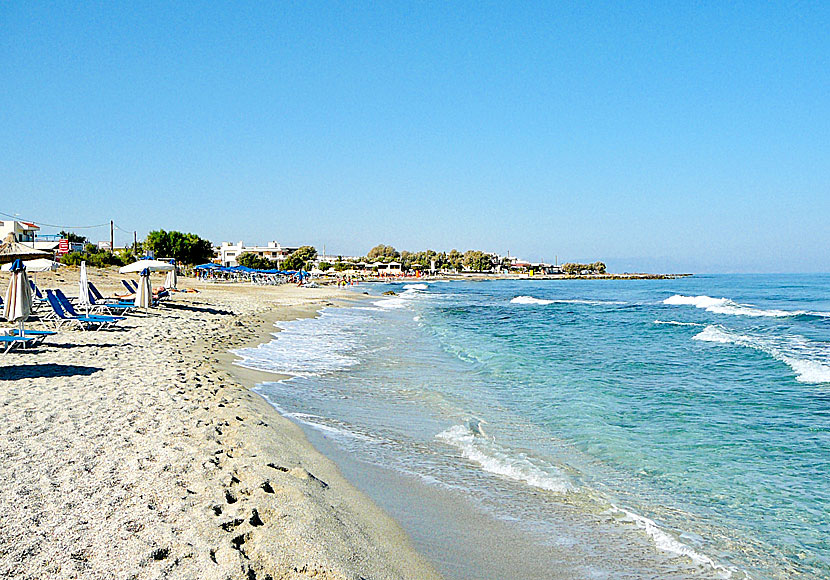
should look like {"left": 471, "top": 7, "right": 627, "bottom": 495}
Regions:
{"left": 0, "top": 220, "right": 39, "bottom": 243}
{"left": 219, "top": 241, "right": 298, "bottom": 267}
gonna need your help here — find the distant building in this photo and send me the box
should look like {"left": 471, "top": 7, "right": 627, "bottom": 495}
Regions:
{"left": 219, "top": 241, "right": 299, "bottom": 267}
{"left": 0, "top": 220, "right": 39, "bottom": 243}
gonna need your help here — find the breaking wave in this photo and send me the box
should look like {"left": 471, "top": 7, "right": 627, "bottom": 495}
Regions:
{"left": 694, "top": 325, "right": 830, "bottom": 383}
{"left": 511, "top": 295, "right": 555, "bottom": 305}
{"left": 654, "top": 320, "right": 705, "bottom": 327}
{"left": 436, "top": 424, "right": 573, "bottom": 493}
{"left": 610, "top": 506, "right": 738, "bottom": 578}
{"left": 664, "top": 294, "right": 828, "bottom": 319}
{"left": 233, "top": 310, "right": 361, "bottom": 376}
{"left": 511, "top": 296, "right": 626, "bottom": 306}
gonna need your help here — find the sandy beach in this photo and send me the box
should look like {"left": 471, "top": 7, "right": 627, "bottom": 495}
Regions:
{"left": 0, "top": 269, "right": 440, "bottom": 580}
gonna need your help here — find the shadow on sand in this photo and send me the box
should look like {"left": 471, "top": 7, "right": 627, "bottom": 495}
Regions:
{"left": 163, "top": 303, "right": 233, "bottom": 316}
{"left": 0, "top": 364, "right": 103, "bottom": 380}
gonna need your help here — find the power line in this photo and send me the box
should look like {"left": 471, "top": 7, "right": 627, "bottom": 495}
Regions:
{"left": 0, "top": 210, "right": 111, "bottom": 230}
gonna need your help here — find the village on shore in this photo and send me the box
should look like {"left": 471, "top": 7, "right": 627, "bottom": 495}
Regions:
{"left": 2, "top": 219, "right": 689, "bottom": 281}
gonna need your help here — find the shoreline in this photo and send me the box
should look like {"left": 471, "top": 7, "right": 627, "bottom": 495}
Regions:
{"left": 0, "top": 273, "right": 440, "bottom": 580}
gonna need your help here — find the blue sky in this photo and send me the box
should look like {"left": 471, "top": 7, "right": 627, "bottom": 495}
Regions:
{"left": 2, "top": 2, "right": 828, "bottom": 272}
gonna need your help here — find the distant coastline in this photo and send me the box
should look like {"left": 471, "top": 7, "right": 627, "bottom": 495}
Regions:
{"left": 369, "top": 272, "right": 694, "bottom": 282}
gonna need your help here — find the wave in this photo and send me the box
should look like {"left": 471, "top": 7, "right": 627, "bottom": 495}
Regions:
{"left": 664, "top": 294, "right": 829, "bottom": 319}
{"left": 694, "top": 325, "right": 830, "bottom": 383}
{"left": 436, "top": 424, "right": 573, "bottom": 493}
{"left": 233, "top": 310, "right": 361, "bottom": 376}
{"left": 403, "top": 283, "right": 429, "bottom": 290}
{"left": 511, "top": 295, "right": 555, "bottom": 305}
{"left": 437, "top": 424, "right": 738, "bottom": 576}
{"left": 511, "top": 296, "right": 626, "bottom": 306}
{"left": 653, "top": 320, "right": 705, "bottom": 327}
{"left": 610, "top": 506, "right": 737, "bottom": 578}
{"left": 373, "top": 287, "right": 424, "bottom": 309}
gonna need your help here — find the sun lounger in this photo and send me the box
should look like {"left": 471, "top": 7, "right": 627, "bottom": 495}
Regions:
{"left": 44, "top": 291, "right": 121, "bottom": 331}
{"left": 28, "top": 280, "right": 48, "bottom": 307}
{"left": 122, "top": 279, "right": 138, "bottom": 293}
{"left": 9, "top": 328, "right": 56, "bottom": 346}
{"left": 0, "top": 334, "right": 40, "bottom": 353}
{"left": 53, "top": 290, "right": 126, "bottom": 323}
{"left": 84, "top": 282, "right": 138, "bottom": 314}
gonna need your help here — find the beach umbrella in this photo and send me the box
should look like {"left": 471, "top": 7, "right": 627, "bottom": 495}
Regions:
{"left": 78, "top": 261, "right": 91, "bottom": 313}
{"left": 135, "top": 268, "right": 152, "bottom": 311}
{"left": 119, "top": 259, "right": 174, "bottom": 274}
{"left": 0, "top": 258, "right": 59, "bottom": 273}
{"left": 164, "top": 266, "right": 177, "bottom": 290}
{"left": 0, "top": 233, "right": 51, "bottom": 265}
{"left": 3, "top": 259, "right": 32, "bottom": 337}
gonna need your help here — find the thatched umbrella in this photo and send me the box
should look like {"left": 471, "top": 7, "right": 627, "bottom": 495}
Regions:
{"left": 0, "top": 233, "right": 51, "bottom": 265}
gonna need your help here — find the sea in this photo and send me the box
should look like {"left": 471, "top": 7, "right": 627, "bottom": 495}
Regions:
{"left": 233, "top": 275, "right": 830, "bottom": 580}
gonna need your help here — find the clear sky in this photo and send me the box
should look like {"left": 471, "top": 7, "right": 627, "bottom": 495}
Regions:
{"left": 2, "top": 2, "right": 828, "bottom": 272}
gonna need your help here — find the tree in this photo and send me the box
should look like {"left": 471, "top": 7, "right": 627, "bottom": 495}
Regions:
{"left": 144, "top": 230, "right": 214, "bottom": 265}
{"left": 318, "top": 261, "right": 332, "bottom": 271}
{"left": 463, "top": 250, "right": 494, "bottom": 272}
{"left": 561, "top": 262, "right": 606, "bottom": 275}
{"left": 447, "top": 249, "right": 463, "bottom": 271}
{"left": 367, "top": 244, "right": 399, "bottom": 260}
{"left": 59, "top": 230, "right": 87, "bottom": 244}
{"left": 282, "top": 245, "right": 317, "bottom": 271}
{"left": 237, "top": 252, "right": 275, "bottom": 270}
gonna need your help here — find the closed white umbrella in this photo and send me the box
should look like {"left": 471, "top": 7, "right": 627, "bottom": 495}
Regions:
{"left": 3, "top": 259, "right": 32, "bottom": 337}
{"left": 78, "top": 261, "right": 91, "bottom": 313}
{"left": 164, "top": 266, "right": 177, "bottom": 290}
{"left": 119, "top": 259, "right": 174, "bottom": 274}
{"left": 135, "top": 268, "right": 152, "bottom": 311}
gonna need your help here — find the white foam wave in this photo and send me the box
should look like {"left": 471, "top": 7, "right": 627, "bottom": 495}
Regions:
{"left": 233, "top": 310, "right": 361, "bottom": 376}
{"left": 373, "top": 288, "right": 424, "bottom": 309}
{"left": 654, "top": 320, "right": 705, "bottom": 327}
{"left": 511, "top": 296, "right": 625, "bottom": 306}
{"left": 664, "top": 294, "right": 823, "bottom": 318}
{"left": 511, "top": 295, "right": 555, "bottom": 305}
{"left": 373, "top": 297, "right": 409, "bottom": 309}
{"left": 694, "top": 325, "right": 830, "bottom": 383}
{"left": 611, "top": 506, "right": 735, "bottom": 578}
{"left": 436, "top": 424, "right": 573, "bottom": 493}
{"left": 289, "top": 413, "right": 375, "bottom": 441}
{"left": 403, "top": 283, "right": 429, "bottom": 290}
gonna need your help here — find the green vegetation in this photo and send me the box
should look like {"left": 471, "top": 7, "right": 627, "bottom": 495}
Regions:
{"left": 367, "top": 244, "right": 400, "bottom": 260}
{"left": 60, "top": 248, "right": 124, "bottom": 268}
{"left": 237, "top": 252, "right": 276, "bottom": 270}
{"left": 318, "top": 261, "right": 332, "bottom": 271}
{"left": 561, "top": 262, "right": 606, "bottom": 275}
{"left": 144, "top": 230, "right": 214, "bottom": 265}
{"left": 462, "top": 250, "right": 494, "bottom": 272}
{"left": 59, "top": 230, "right": 87, "bottom": 244}
{"left": 282, "top": 245, "right": 317, "bottom": 271}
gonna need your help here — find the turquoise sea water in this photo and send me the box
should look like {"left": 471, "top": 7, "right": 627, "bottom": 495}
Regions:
{"left": 235, "top": 276, "right": 830, "bottom": 579}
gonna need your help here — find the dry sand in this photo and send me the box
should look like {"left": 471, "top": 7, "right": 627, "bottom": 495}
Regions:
{"left": 0, "top": 269, "right": 441, "bottom": 580}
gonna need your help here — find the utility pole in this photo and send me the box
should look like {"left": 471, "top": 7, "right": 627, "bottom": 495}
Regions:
{"left": 134, "top": 231, "right": 137, "bottom": 253}
{"left": 110, "top": 220, "right": 114, "bottom": 252}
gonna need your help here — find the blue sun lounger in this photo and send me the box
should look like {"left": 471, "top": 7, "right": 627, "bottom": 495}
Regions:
{"left": 10, "top": 329, "right": 56, "bottom": 344}
{"left": 44, "top": 291, "right": 120, "bottom": 331}
{"left": 29, "top": 280, "right": 48, "bottom": 307}
{"left": 53, "top": 289, "right": 126, "bottom": 324}
{"left": 86, "top": 282, "right": 137, "bottom": 314}
{"left": 0, "top": 334, "right": 39, "bottom": 353}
